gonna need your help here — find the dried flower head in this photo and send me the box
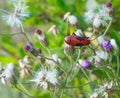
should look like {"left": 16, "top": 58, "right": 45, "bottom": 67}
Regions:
{"left": 2, "top": 2, "right": 29, "bottom": 27}
{"left": 1, "top": 63, "right": 16, "bottom": 85}
{"left": 64, "top": 12, "right": 79, "bottom": 26}
{"left": 31, "top": 67, "right": 58, "bottom": 90}
{"left": 48, "top": 25, "right": 59, "bottom": 36}
{"left": 19, "top": 56, "right": 32, "bottom": 79}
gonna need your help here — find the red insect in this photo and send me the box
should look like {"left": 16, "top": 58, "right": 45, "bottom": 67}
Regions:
{"left": 64, "top": 34, "right": 90, "bottom": 46}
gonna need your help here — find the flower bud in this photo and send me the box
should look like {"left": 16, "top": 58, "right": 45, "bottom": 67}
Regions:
{"left": 35, "top": 29, "right": 42, "bottom": 35}
{"left": 48, "top": 25, "right": 59, "bottom": 36}
{"left": 35, "top": 29, "right": 49, "bottom": 46}
{"left": 68, "top": 15, "right": 79, "bottom": 26}
{"left": 106, "top": 1, "right": 113, "bottom": 14}
{"left": 24, "top": 42, "right": 37, "bottom": 55}
{"left": 110, "top": 39, "right": 118, "bottom": 50}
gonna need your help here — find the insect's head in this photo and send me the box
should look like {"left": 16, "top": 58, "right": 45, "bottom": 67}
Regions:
{"left": 64, "top": 36, "right": 72, "bottom": 45}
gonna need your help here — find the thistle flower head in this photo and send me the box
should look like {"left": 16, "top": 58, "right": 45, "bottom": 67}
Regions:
{"left": 67, "top": 15, "right": 79, "bottom": 26}
{"left": 1, "top": 63, "right": 16, "bottom": 85}
{"left": 102, "top": 40, "right": 112, "bottom": 51}
{"left": 106, "top": 1, "right": 112, "bottom": 8}
{"left": 78, "top": 59, "right": 91, "bottom": 69}
{"left": 31, "top": 67, "right": 58, "bottom": 90}
{"left": 19, "top": 56, "right": 32, "bottom": 79}
{"left": 24, "top": 42, "right": 34, "bottom": 53}
{"left": 48, "top": 25, "right": 59, "bottom": 36}
{"left": 2, "top": 2, "right": 29, "bottom": 27}
{"left": 35, "top": 29, "right": 42, "bottom": 35}
{"left": 64, "top": 12, "right": 79, "bottom": 26}
{"left": 35, "top": 29, "right": 48, "bottom": 46}
{"left": 81, "top": 60, "right": 91, "bottom": 69}
{"left": 85, "top": 10, "right": 95, "bottom": 23}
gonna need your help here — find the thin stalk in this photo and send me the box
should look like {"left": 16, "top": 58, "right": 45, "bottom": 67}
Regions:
{"left": 0, "top": 33, "right": 22, "bottom": 36}
{"left": 81, "top": 68, "right": 89, "bottom": 80}
{"left": 116, "top": 53, "right": 120, "bottom": 77}
{"left": 66, "top": 21, "right": 69, "bottom": 35}
{"left": 60, "top": 89, "right": 64, "bottom": 98}
{"left": 67, "top": 49, "right": 81, "bottom": 83}
{"left": 53, "top": 86, "right": 57, "bottom": 98}
{"left": 17, "top": 80, "right": 33, "bottom": 97}
{"left": 103, "top": 19, "right": 112, "bottom": 37}
{"left": 20, "top": 26, "right": 30, "bottom": 42}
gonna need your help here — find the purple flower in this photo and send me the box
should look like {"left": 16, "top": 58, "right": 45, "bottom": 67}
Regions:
{"left": 35, "top": 29, "right": 42, "bottom": 35}
{"left": 81, "top": 60, "right": 91, "bottom": 69}
{"left": 102, "top": 41, "right": 112, "bottom": 51}
{"left": 38, "top": 48, "right": 42, "bottom": 54}
{"left": 24, "top": 42, "right": 35, "bottom": 53}
{"left": 106, "top": 1, "right": 112, "bottom": 8}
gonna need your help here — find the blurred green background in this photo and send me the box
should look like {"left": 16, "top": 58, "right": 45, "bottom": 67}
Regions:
{"left": 0, "top": 0, "right": 120, "bottom": 98}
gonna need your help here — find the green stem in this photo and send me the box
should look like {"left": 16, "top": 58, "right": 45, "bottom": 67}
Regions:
{"left": 20, "top": 26, "right": 30, "bottom": 43}
{"left": 66, "top": 21, "right": 69, "bottom": 35}
{"left": 60, "top": 89, "right": 64, "bottom": 98}
{"left": 103, "top": 19, "right": 112, "bottom": 37}
{"left": 0, "top": 33, "right": 22, "bottom": 36}
{"left": 17, "top": 80, "right": 33, "bottom": 97}
{"left": 116, "top": 53, "right": 120, "bottom": 77}
{"left": 81, "top": 68, "right": 89, "bottom": 80}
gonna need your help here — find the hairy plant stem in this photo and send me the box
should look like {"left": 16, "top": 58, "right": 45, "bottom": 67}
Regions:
{"left": 60, "top": 48, "right": 81, "bottom": 98}
{"left": 103, "top": 19, "right": 112, "bottom": 37}
{"left": 115, "top": 51, "right": 120, "bottom": 77}
{"left": 20, "top": 26, "right": 30, "bottom": 43}
{"left": 0, "top": 33, "right": 22, "bottom": 36}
